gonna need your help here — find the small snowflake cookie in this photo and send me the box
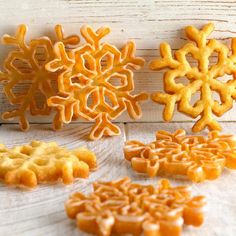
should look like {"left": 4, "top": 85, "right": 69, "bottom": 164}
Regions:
{"left": 149, "top": 23, "right": 236, "bottom": 132}
{"left": 124, "top": 129, "right": 236, "bottom": 182}
{"left": 65, "top": 177, "right": 206, "bottom": 236}
{"left": 46, "top": 25, "right": 148, "bottom": 140}
{"left": 0, "top": 140, "right": 96, "bottom": 188}
{"left": 0, "top": 25, "right": 80, "bottom": 131}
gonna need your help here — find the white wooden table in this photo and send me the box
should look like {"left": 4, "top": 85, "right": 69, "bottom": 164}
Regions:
{"left": 0, "top": 1, "right": 236, "bottom": 236}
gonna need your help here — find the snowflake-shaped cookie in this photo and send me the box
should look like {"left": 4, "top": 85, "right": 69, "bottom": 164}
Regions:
{"left": 0, "top": 140, "right": 96, "bottom": 188}
{"left": 0, "top": 24, "right": 80, "bottom": 130}
{"left": 124, "top": 129, "right": 236, "bottom": 182}
{"left": 150, "top": 23, "right": 236, "bottom": 132}
{"left": 65, "top": 177, "right": 206, "bottom": 236}
{"left": 46, "top": 25, "right": 148, "bottom": 140}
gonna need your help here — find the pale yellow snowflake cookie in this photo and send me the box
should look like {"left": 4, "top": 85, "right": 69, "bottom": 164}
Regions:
{"left": 0, "top": 141, "right": 96, "bottom": 188}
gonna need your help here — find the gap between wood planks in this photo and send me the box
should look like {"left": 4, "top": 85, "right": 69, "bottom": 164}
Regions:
{"left": 1, "top": 120, "right": 235, "bottom": 142}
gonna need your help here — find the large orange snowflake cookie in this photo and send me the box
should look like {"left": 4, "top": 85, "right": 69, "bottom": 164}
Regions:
{"left": 65, "top": 177, "right": 206, "bottom": 236}
{"left": 0, "top": 24, "right": 80, "bottom": 130}
{"left": 46, "top": 25, "right": 148, "bottom": 140}
{"left": 0, "top": 140, "right": 96, "bottom": 188}
{"left": 124, "top": 129, "right": 236, "bottom": 182}
{"left": 150, "top": 23, "right": 236, "bottom": 132}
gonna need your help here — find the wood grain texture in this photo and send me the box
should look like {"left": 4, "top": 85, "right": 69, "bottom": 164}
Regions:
{"left": 0, "top": 0, "right": 236, "bottom": 123}
{"left": 0, "top": 122, "right": 236, "bottom": 236}
{"left": 0, "top": 1, "right": 236, "bottom": 236}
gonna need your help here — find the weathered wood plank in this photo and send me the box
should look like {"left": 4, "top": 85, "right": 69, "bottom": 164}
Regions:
{"left": 1, "top": 122, "right": 235, "bottom": 235}
{"left": 0, "top": 0, "right": 236, "bottom": 122}
{"left": 0, "top": 1, "right": 236, "bottom": 235}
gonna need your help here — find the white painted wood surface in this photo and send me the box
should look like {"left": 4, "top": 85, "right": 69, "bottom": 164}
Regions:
{"left": 0, "top": 1, "right": 236, "bottom": 236}
{"left": 0, "top": 122, "right": 236, "bottom": 236}
{"left": 0, "top": 0, "right": 236, "bottom": 124}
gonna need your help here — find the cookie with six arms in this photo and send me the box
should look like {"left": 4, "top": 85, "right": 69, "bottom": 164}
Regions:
{"left": 0, "top": 24, "right": 80, "bottom": 130}
{"left": 46, "top": 25, "right": 148, "bottom": 140}
{"left": 150, "top": 23, "right": 236, "bottom": 132}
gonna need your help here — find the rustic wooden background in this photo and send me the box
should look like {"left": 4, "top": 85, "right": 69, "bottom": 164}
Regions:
{"left": 0, "top": 1, "right": 236, "bottom": 236}
{"left": 0, "top": 0, "right": 236, "bottom": 124}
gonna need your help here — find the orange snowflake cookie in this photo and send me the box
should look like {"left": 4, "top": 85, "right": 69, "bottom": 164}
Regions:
{"left": 149, "top": 23, "right": 236, "bottom": 132}
{"left": 46, "top": 25, "right": 148, "bottom": 140}
{"left": 65, "top": 177, "right": 206, "bottom": 236}
{"left": 0, "top": 24, "right": 80, "bottom": 130}
{"left": 124, "top": 129, "right": 236, "bottom": 182}
{"left": 0, "top": 140, "right": 96, "bottom": 188}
